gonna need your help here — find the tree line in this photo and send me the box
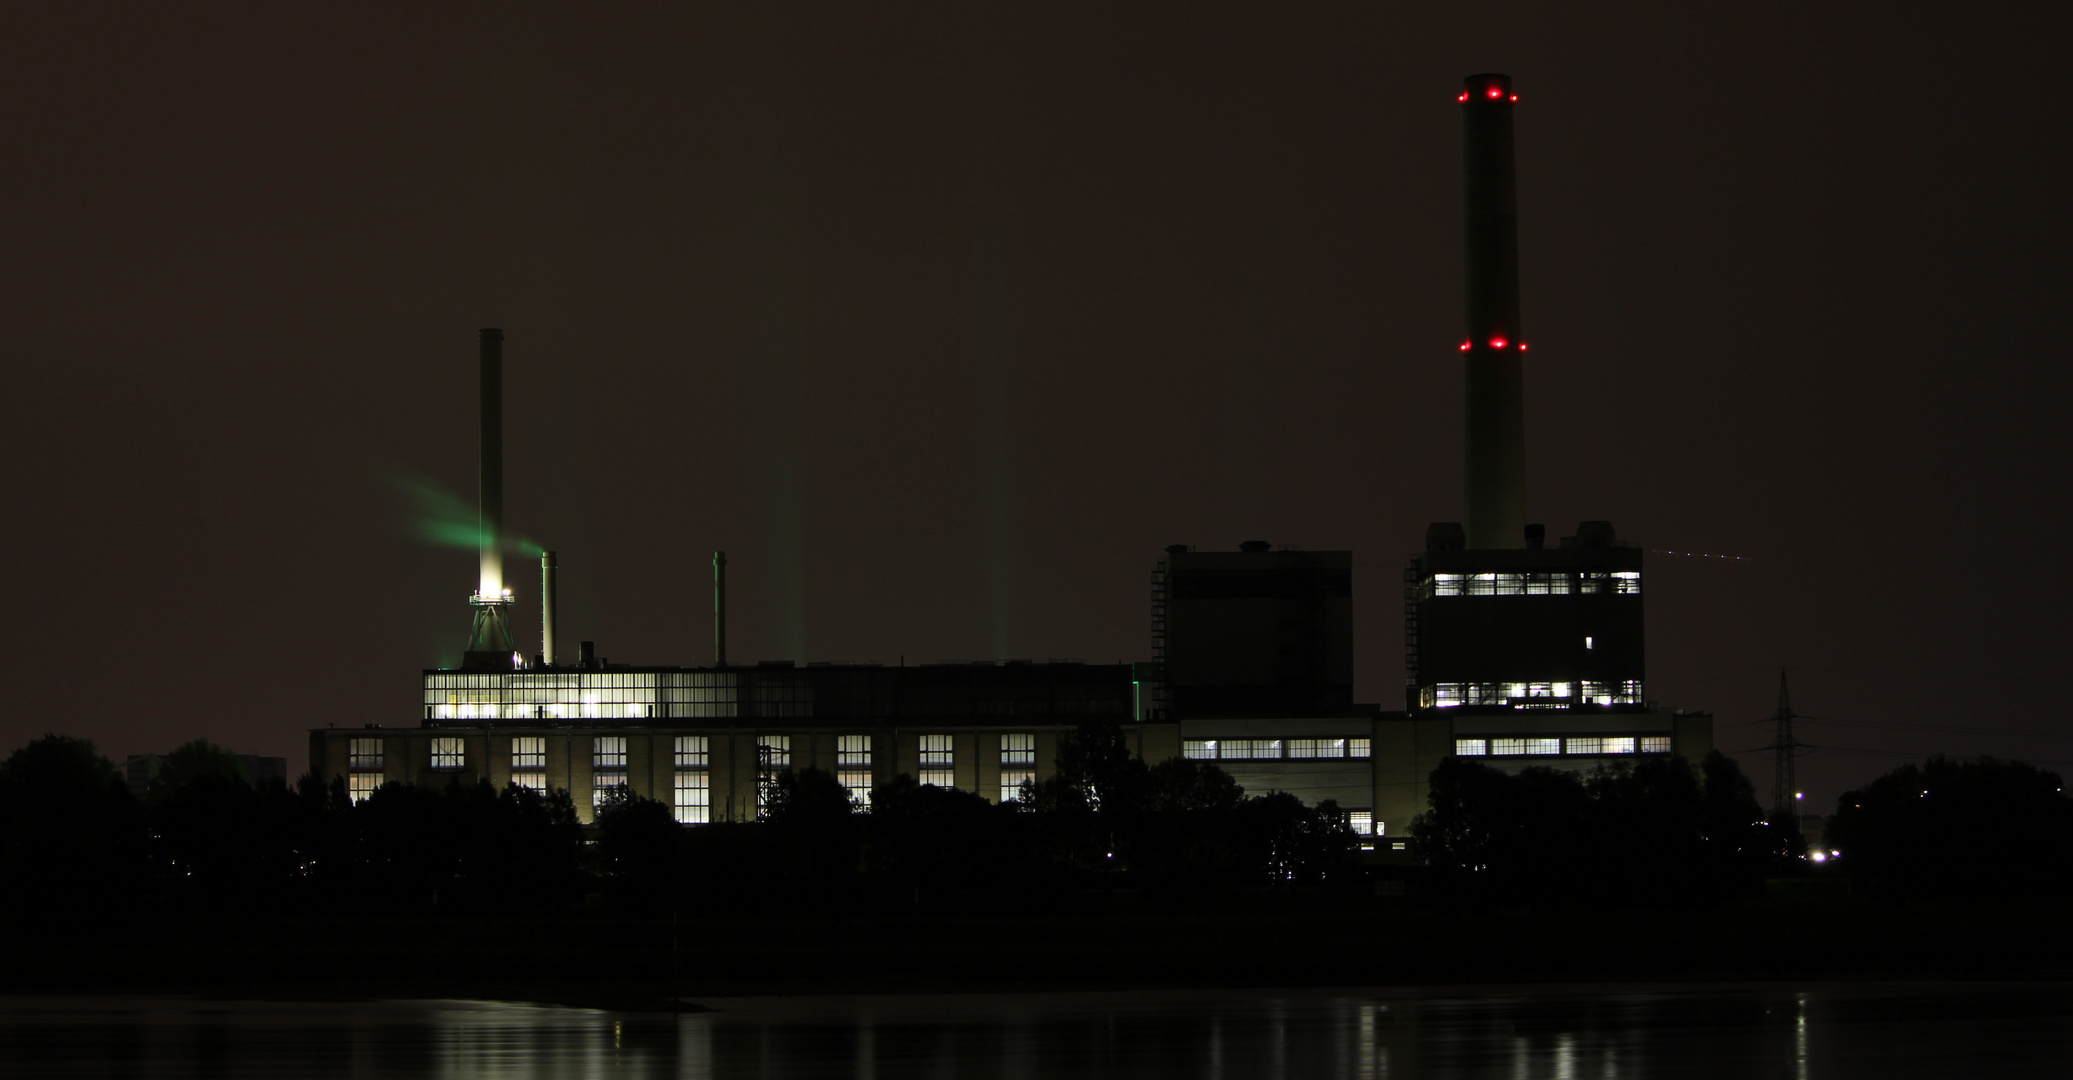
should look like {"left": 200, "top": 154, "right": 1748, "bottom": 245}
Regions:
{"left": 0, "top": 723, "right": 1363, "bottom": 918}
{"left": 3, "top": 724, "right": 2061, "bottom": 919}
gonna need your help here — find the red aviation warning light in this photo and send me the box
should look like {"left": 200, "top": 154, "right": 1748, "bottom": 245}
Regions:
{"left": 1489, "top": 337, "right": 1507, "bottom": 349}
{"left": 1486, "top": 87, "right": 1502, "bottom": 98}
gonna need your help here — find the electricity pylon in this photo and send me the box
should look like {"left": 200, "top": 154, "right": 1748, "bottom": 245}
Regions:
{"left": 1759, "top": 668, "right": 1815, "bottom": 830}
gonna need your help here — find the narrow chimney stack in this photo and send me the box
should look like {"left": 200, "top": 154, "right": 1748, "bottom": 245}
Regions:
{"left": 479, "top": 328, "right": 505, "bottom": 596}
{"left": 463, "top": 328, "right": 516, "bottom": 668}
{"left": 540, "top": 550, "right": 557, "bottom": 666}
{"left": 713, "top": 550, "right": 728, "bottom": 667}
{"left": 1462, "top": 73, "right": 1527, "bottom": 550}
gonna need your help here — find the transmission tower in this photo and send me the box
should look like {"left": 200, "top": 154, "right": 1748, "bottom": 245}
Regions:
{"left": 1759, "top": 668, "right": 1814, "bottom": 829}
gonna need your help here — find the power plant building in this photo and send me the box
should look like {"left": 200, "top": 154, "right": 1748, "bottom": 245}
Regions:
{"left": 310, "top": 72, "right": 1711, "bottom": 845}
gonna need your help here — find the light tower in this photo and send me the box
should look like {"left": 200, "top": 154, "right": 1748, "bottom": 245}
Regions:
{"left": 463, "top": 328, "right": 517, "bottom": 669}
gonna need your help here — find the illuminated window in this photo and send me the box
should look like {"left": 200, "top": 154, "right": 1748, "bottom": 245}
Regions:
{"left": 673, "top": 771, "right": 710, "bottom": 824}
{"left": 1000, "top": 770, "right": 1034, "bottom": 804}
{"left": 1429, "top": 683, "right": 1521, "bottom": 707}
{"left": 1582, "top": 681, "right": 1645, "bottom": 706}
{"left": 430, "top": 738, "right": 465, "bottom": 770}
{"left": 1000, "top": 733, "right": 1035, "bottom": 766}
{"left": 509, "top": 773, "right": 545, "bottom": 793}
{"left": 592, "top": 736, "right": 629, "bottom": 810}
{"left": 1288, "top": 739, "right": 1347, "bottom": 759}
{"left": 348, "top": 738, "right": 383, "bottom": 770}
{"left": 838, "top": 770, "right": 874, "bottom": 807}
{"left": 425, "top": 670, "right": 664, "bottom": 723}
{"left": 1491, "top": 738, "right": 1525, "bottom": 755}
{"left": 919, "top": 735, "right": 953, "bottom": 767}
{"left": 1604, "top": 737, "right": 1635, "bottom": 754}
{"left": 1182, "top": 740, "right": 1218, "bottom": 760}
{"left": 1219, "top": 739, "right": 1282, "bottom": 761}
{"left": 347, "top": 774, "right": 379, "bottom": 804}
{"left": 1349, "top": 811, "right": 1374, "bottom": 836}
{"left": 1613, "top": 571, "right": 1641, "bottom": 595}
{"left": 1349, "top": 738, "right": 1371, "bottom": 760}
{"left": 756, "top": 735, "right": 791, "bottom": 770}
{"left": 1464, "top": 573, "right": 1520, "bottom": 596}
{"left": 1455, "top": 738, "right": 1487, "bottom": 756}
{"left": 1431, "top": 573, "right": 1466, "bottom": 597}
{"left": 919, "top": 769, "right": 955, "bottom": 788}
{"left": 838, "top": 735, "right": 871, "bottom": 768}
{"left": 1566, "top": 737, "right": 1602, "bottom": 755}
{"left": 670, "top": 735, "right": 708, "bottom": 823}
{"left": 1641, "top": 736, "right": 1673, "bottom": 754}
{"left": 1523, "top": 572, "right": 1569, "bottom": 595}
{"left": 1524, "top": 738, "right": 1561, "bottom": 755}
{"left": 511, "top": 736, "right": 545, "bottom": 770}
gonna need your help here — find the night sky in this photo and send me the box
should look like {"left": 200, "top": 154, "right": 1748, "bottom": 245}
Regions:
{"left": 4, "top": 4, "right": 2067, "bottom": 812}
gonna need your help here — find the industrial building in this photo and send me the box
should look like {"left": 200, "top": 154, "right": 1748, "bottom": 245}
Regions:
{"left": 1397, "top": 71, "right": 1713, "bottom": 784}
{"left": 310, "top": 72, "right": 1710, "bottom": 844}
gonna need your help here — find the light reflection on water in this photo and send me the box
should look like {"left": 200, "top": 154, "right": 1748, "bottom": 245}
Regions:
{"left": 3, "top": 984, "right": 2071, "bottom": 1078}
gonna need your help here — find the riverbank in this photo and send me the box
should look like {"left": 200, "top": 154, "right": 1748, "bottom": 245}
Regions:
{"left": 6, "top": 887, "right": 2065, "bottom": 1010}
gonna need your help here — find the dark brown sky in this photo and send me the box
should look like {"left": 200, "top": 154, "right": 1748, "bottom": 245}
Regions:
{"left": 3, "top": 3, "right": 2067, "bottom": 811}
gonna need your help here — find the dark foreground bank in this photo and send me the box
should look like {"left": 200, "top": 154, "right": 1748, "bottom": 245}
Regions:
{"left": 9, "top": 890, "right": 2068, "bottom": 1010}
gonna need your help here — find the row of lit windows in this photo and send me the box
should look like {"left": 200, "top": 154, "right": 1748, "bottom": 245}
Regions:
{"left": 348, "top": 732, "right": 1055, "bottom": 810}
{"left": 1422, "top": 681, "right": 1644, "bottom": 708}
{"left": 424, "top": 672, "right": 745, "bottom": 691}
{"left": 355, "top": 733, "right": 1043, "bottom": 772}
{"left": 1181, "top": 738, "right": 1373, "bottom": 762}
{"left": 1454, "top": 735, "right": 1673, "bottom": 757}
{"left": 421, "top": 672, "right": 805, "bottom": 721}
{"left": 1424, "top": 571, "right": 1641, "bottom": 598}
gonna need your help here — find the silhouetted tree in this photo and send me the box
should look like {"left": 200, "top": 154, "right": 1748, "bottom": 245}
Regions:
{"left": 1144, "top": 757, "right": 1245, "bottom": 814}
{"left": 145, "top": 740, "right": 303, "bottom": 905}
{"left": 763, "top": 767, "right": 861, "bottom": 885}
{"left": 1025, "top": 719, "right": 1151, "bottom": 815}
{"left": 1414, "top": 752, "right": 1802, "bottom": 907}
{"left": 1696, "top": 751, "right": 1802, "bottom": 890}
{"left": 1231, "top": 792, "right": 1358, "bottom": 884}
{"left": 144, "top": 739, "right": 254, "bottom": 804}
{"left": 595, "top": 788, "right": 683, "bottom": 911}
{"left": 1827, "top": 756, "right": 2073, "bottom": 900}
{"left": 0, "top": 735, "right": 142, "bottom": 913}
{"left": 866, "top": 773, "right": 1010, "bottom": 899}
{"left": 1126, "top": 758, "right": 1247, "bottom": 885}
{"left": 1412, "top": 758, "right": 1590, "bottom": 901}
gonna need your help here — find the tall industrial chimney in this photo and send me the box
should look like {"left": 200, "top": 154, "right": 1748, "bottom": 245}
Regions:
{"left": 464, "top": 328, "right": 516, "bottom": 668}
{"left": 540, "top": 550, "right": 557, "bottom": 666}
{"left": 713, "top": 550, "right": 728, "bottom": 667}
{"left": 1462, "top": 73, "right": 1527, "bottom": 550}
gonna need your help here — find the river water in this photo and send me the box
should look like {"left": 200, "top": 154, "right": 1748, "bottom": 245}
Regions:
{"left": 2, "top": 983, "right": 2068, "bottom": 1078}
